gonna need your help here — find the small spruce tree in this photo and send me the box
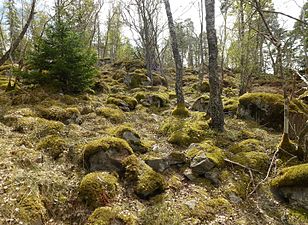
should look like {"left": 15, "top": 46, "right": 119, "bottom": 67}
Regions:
{"left": 31, "top": 19, "right": 98, "bottom": 93}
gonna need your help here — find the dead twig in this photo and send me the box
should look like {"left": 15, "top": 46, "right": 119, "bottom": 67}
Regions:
{"left": 224, "top": 158, "right": 263, "bottom": 174}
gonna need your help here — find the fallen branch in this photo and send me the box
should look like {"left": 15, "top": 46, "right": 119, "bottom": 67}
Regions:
{"left": 224, "top": 158, "right": 263, "bottom": 174}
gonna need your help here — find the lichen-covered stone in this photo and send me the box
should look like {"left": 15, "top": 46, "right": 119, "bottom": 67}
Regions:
{"left": 191, "top": 95, "right": 209, "bottom": 112}
{"left": 107, "top": 94, "right": 138, "bottom": 111}
{"left": 82, "top": 137, "right": 133, "bottom": 172}
{"left": 96, "top": 106, "right": 125, "bottom": 123}
{"left": 238, "top": 92, "right": 308, "bottom": 131}
{"left": 123, "top": 155, "right": 166, "bottom": 199}
{"left": 87, "top": 207, "right": 137, "bottom": 225}
{"left": 110, "top": 125, "right": 150, "bottom": 153}
{"left": 79, "top": 172, "right": 119, "bottom": 209}
{"left": 36, "top": 106, "right": 81, "bottom": 125}
{"left": 271, "top": 163, "right": 308, "bottom": 210}
{"left": 36, "top": 135, "right": 67, "bottom": 159}
{"left": 135, "top": 91, "right": 169, "bottom": 108}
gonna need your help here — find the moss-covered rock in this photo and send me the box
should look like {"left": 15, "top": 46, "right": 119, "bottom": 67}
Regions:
{"left": 223, "top": 97, "right": 239, "bottom": 115}
{"left": 231, "top": 151, "right": 269, "bottom": 171}
{"left": 124, "top": 68, "right": 149, "bottom": 88}
{"left": 87, "top": 207, "right": 137, "bottom": 225}
{"left": 161, "top": 114, "right": 209, "bottom": 146}
{"left": 36, "top": 106, "right": 81, "bottom": 125}
{"left": 123, "top": 155, "right": 166, "bottom": 199}
{"left": 238, "top": 92, "right": 308, "bottom": 131}
{"left": 192, "top": 81, "right": 210, "bottom": 93}
{"left": 17, "top": 194, "right": 47, "bottom": 225}
{"left": 191, "top": 95, "right": 209, "bottom": 112}
{"left": 107, "top": 94, "right": 138, "bottom": 111}
{"left": 36, "top": 135, "right": 67, "bottom": 159}
{"left": 92, "top": 80, "right": 110, "bottom": 94}
{"left": 96, "top": 106, "right": 125, "bottom": 123}
{"left": 109, "top": 125, "right": 150, "bottom": 153}
{"left": 271, "top": 164, "right": 308, "bottom": 210}
{"left": 82, "top": 136, "right": 133, "bottom": 172}
{"left": 135, "top": 91, "right": 169, "bottom": 108}
{"left": 172, "top": 104, "right": 190, "bottom": 118}
{"left": 229, "top": 139, "right": 264, "bottom": 154}
{"left": 79, "top": 172, "right": 119, "bottom": 209}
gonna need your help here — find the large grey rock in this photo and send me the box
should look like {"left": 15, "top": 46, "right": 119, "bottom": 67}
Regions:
{"left": 278, "top": 186, "right": 308, "bottom": 210}
{"left": 190, "top": 153, "right": 216, "bottom": 176}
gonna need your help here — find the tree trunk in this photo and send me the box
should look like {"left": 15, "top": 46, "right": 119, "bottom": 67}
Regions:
{"left": 198, "top": 0, "right": 205, "bottom": 90}
{"left": 238, "top": 0, "right": 246, "bottom": 96}
{"left": 205, "top": 0, "right": 224, "bottom": 131}
{"left": 164, "top": 0, "right": 185, "bottom": 106}
{"left": 0, "top": 0, "right": 36, "bottom": 66}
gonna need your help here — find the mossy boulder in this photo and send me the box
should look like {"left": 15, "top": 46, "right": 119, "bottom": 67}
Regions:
{"left": 135, "top": 91, "right": 169, "bottom": 108}
{"left": 238, "top": 92, "right": 308, "bottom": 131}
{"left": 271, "top": 164, "right": 308, "bottom": 210}
{"left": 124, "top": 68, "right": 149, "bottom": 88}
{"left": 87, "top": 207, "right": 137, "bottom": 225}
{"left": 36, "top": 106, "right": 82, "bottom": 125}
{"left": 123, "top": 155, "right": 166, "bottom": 199}
{"left": 82, "top": 137, "right": 133, "bottom": 172}
{"left": 229, "top": 139, "right": 264, "bottom": 154}
{"left": 107, "top": 94, "right": 138, "bottom": 111}
{"left": 79, "top": 172, "right": 119, "bottom": 209}
{"left": 160, "top": 114, "right": 209, "bottom": 146}
{"left": 96, "top": 106, "right": 125, "bottom": 123}
{"left": 223, "top": 97, "right": 239, "bottom": 115}
{"left": 231, "top": 151, "right": 269, "bottom": 171}
{"left": 186, "top": 141, "right": 225, "bottom": 177}
{"left": 17, "top": 194, "right": 47, "bottom": 225}
{"left": 36, "top": 135, "right": 67, "bottom": 160}
{"left": 92, "top": 80, "right": 110, "bottom": 94}
{"left": 192, "top": 81, "right": 210, "bottom": 92}
{"left": 110, "top": 125, "right": 150, "bottom": 153}
{"left": 191, "top": 95, "right": 209, "bottom": 112}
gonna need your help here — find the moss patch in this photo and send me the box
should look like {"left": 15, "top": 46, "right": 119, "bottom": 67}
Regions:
{"left": 36, "top": 135, "right": 67, "bottom": 159}
{"left": 229, "top": 139, "right": 264, "bottom": 154}
{"left": 79, "top": 172, "right": 119, "bottom": 209}
{"left": 107, "top": 94, "right": 138, "bottom": 111}
{"left": 123, "top": 155, "right": 166, "bottom": 199}
{"left": 231, "top": 151, "right": 269, "bottom": 171}
{"left": 223, "top": 97, "right": 239, "bottom": 115}
{"left": 36, "top": 106, "right": 81, "bottom": 124}
{"left": 135, "top": 91, "right": 169, "bottom": 108}
{"left": 87, "top": 207, "right": 137, "bottom": 225}
{"left": 96, "top": 106, "right": 125, "bottom": 123}
{"left": 172, "top": 104, "right": 190, "bottom": 118}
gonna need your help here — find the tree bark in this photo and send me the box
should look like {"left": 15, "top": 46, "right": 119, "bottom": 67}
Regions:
{"left": 0, "top": 0, "right": 36, "bottom": 66}
{"left": 205, "top": 0, "right": 224, "bottom": 131}
{"left": 164, "top": 0, "right": 185, "bottom": 105}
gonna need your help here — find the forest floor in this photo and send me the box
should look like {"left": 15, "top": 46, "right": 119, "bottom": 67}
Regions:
{"left": 0, "top": 62, "right": 307, "bottom": 225}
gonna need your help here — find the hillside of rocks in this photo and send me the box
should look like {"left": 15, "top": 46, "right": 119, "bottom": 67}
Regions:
{"left": 0, "top": 61, "right": 307, "bottom": 225}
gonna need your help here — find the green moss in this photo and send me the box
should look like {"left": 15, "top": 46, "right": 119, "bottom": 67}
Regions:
{"left": 79, "top": 172, "right": 119, "bottom": 209}
{"left": 186, "top": 141, "right": 225, "bottom": 167}
{"left": 107, "top": 94, "right": 138, "bottom": 111}
{"left": 87, "top": 207, "right": 137, "bottom": 225}
{"left": 230, "top": 139, "right": 264, "bottom": 154}
{"left": 232, "top": 151, "right": 269, "bottom": 171}
{"left": 36, "top": 135, "right": 67, "bottom": 159}
{"left": 278, "top": 133, "right": 303, "bottom": 160}
{"left": 172, "top": 104, "right": 190, "bottom": 118}
{"left": 238, "top": 92, "right": 308, "bottom": 131}
{"left": 271, "top": 163, "right": 308, "bottom": 188}
{"left": 36, "top": 106, "right": 81, "bottom": 124}
{"left": 161, "top": 114, "right": 209, "bottom": 146}
{"left": 135, "top": 91, "right": 169, "bottom": 108}
{"left": 123, "top": 155, "right": 166, "bottom": 199}
{"left": 18, "top": 195, "right": 47, "bottom": 225}
{"left": 223, "top": 97, "right": 239, "bottom": 115}
{"left": 96, "top": 106, "right": 125, "bottom": 123}
{"left": 109, "top": 125, "right": 150, "bottom": 153}
{"left": 82, "top": 136, "right": 133, "bottom": 162}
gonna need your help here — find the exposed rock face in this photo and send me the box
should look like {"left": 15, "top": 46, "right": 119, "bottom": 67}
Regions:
{"left": 238, "top": 92, "right": 308, "bottom": 131}
{"left": 82, "top": 137, "right": 133, "bottom": 173}
{"left": 271, "top": 163, "right": 308, "bottom": 210}
{"left": 191, "top": 96, "right": 209, "bottom": 112}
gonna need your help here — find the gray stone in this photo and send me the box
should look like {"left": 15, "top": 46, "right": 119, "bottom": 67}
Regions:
{"left": 191, "top": 96, "right": 209, "bottom": 112}
{"left": 190, "top": 153, "right": 215, "bottom": 176}
{"left": 278, "top": 186, "right": 308, "bottom": 210}
{"left": 145, "top": 158, "right": 169, "bottom": 172}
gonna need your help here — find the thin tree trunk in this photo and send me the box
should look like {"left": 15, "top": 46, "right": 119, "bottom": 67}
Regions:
{"left": 198, "top": 0, "right": 205, "bottom": 90}
{"left": 239, "top": 0, "right": 246, "bottom": 96}
{"left": 0, "top": 0, "right": 36, "bottom": 66}
{"left": 164, "top": 0, "right": 184, "bottom": 106}
{"left": 205, "top": 0, "right": 224, "bottom": 131}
